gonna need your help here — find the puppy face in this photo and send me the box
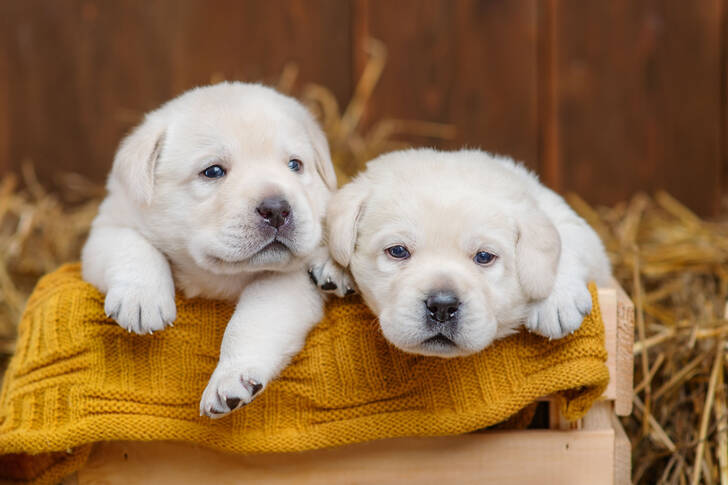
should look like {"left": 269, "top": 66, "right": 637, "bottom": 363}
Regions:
{"left": 109, "top": 82, "right": 336, "bottom": 275}
{"left": 327, "top": 149, "right": 560, "bottom": 357}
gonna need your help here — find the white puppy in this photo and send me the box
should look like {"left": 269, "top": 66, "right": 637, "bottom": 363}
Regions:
{"left": 327, "top": 149, "right": 610, "bottom": 357}
{"left": 82, "top": 82, "right": 352, "bottom": 418}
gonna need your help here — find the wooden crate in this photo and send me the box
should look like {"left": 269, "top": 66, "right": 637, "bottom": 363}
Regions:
{"left": 65, "top": 282, "right": 634, "bottom": 485}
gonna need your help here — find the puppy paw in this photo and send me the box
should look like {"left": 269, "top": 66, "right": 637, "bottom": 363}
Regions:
{"left": 104, "top": 282, "right": 176, "bottom": 334}
{"left": 199, "top": 363, "right": 265, "bottom": 418}
{"left": 525, "top": 283, "right": 592, "bottom": 339}
{"left": 308, "top": 258, "right": 356, "bottom": 298}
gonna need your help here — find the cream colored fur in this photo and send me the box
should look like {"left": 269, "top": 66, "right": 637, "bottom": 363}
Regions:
{"left": 327, "top": 149, "right": 611, "bottom": 357}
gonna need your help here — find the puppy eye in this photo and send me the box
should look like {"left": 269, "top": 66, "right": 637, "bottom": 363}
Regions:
{"left": 474, "top": 251, "right": 497, "bottom": 266}
{"left": 385, "top": 245, "right": 411, "bottom": 260}
{"left": 288, "top": 158, "right": 303, "bottom": 172}
{"left": 201, "top": 165, "right": 226, "bottom": 179}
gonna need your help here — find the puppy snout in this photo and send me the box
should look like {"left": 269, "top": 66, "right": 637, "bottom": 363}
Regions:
{"left": 425, "top": 290, "right": 460, "bottom": 324}
{"left": 256, "top": 196, "right": 291, "bottom": 229}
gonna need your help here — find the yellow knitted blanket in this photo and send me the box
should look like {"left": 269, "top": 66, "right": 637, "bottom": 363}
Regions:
{"left": 0, "top": 264, "right": 609, "bottom": 484}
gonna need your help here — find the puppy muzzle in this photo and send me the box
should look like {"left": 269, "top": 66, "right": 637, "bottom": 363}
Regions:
{"left": 253, "top": 194, "right": 299, "bottom": 252}
{"left": 421, "top": 289, "right": 461, "bottom": 348}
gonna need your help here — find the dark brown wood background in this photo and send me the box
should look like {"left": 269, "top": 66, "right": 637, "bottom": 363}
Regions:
{"left": 0, "top": 0, "right": 724, "bottom": 215}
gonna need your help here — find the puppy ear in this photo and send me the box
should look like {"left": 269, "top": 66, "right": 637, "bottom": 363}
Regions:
{"left": 326, "top": 179, "right": 369, "bottom": 267}
{"left": 110, "top": 115, "right": 166, "bottom": 205}
{"left": 515, "top": 206, "right": 561, "bottom": 300}
{"left": 303, "top": 113, "right": 337, "bottom": 191}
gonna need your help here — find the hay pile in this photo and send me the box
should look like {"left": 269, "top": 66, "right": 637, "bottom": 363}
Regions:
{"left": 0, "top": 166, "right": 101, "bottom": 368}
{"left": 568, "top": 192, "right": 728, "bottom": 485}
{"left": 0, "top": 40, "right": 726, "bottom": 484}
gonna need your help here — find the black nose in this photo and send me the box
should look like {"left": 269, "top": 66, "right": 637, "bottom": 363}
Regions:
{"left": 425, "top": 290, "right": 460, "bottom": 323}
{"left": 256, "top": 196, "right": 291, "bottom": 229}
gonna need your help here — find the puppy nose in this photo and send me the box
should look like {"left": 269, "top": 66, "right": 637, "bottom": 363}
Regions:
{"left": 256, "top": 196, "right": 291, "bottom": 228}
{"left": 425, "top": 291, "right": 460, "bottom": 323}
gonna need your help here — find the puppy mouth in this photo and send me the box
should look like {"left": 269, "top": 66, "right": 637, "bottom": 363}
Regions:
{"left": 255, "top": 239, "right": 291, "bottom": 256}
{"left": 422, "top": 333, "right": 456, "bottom": 347}
{"left": 210, "top": 239, "right": 291, "bottom": 266}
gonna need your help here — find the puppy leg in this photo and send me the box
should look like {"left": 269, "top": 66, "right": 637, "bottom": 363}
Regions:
{"left": 199, "top": 270, "right": 323, "bottom": 418}
{"left": 307, "top": 245, "right": 357, "bottom": 297}
{"left": 526, "top": 218, "right": 611, "bottom": 339}
{"left": 82, "top": 224, "right": 176, "bottom": 334}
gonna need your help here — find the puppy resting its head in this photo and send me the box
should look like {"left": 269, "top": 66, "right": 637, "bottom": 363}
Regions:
{"left": 327, "top": 149, "right": 610, "bottom": 358}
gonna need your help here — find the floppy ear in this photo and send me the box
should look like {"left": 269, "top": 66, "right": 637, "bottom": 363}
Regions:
{"left": 515, "top": 206, "right": 561, "bottom": 300}
{"left": 303, "top": 113, "right": 337, "bottom": 191}
{"left": 110, "top": 115, "right": 166, "bottom": 205}
{"left": 326, "top": 179, "right": 369, "bottom": 267}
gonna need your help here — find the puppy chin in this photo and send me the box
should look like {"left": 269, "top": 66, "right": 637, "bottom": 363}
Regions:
{"left": 244, "top": 242, "right": 296, "bottom": 269}
{"left": 407, "top": 332, "right": 495, "bottom": 358}
{"left": 409, "top": 339, "right": 472, "bottom": 358}
{"left": 377, "top": 310, "right": 458, "bottom": 358}
{"left": 378, "top": 304, "right": 497, "bottom": 358}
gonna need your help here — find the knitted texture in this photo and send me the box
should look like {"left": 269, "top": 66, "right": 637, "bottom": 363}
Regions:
{"left": 0, "top": 264, "right": 609, "bottom": 483}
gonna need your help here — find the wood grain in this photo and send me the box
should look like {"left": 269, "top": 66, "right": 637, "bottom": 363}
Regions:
{"left": 0, "top": 8, "right": 8, "bottom": 178}
{"left": 354, "top": 0, "right": 540, "bottom": 170}
{"left": 538, "top": 0, "right": 561, "bottom": 190}
{"left": 581, "top": 402, "right": 631, "bottom": 485}
{"left": 599, "top": 285, "right": 618, "bottom": 406}
{"left": 165, "top": 0, "right": 352, "bottom": 101}
{"left": 611, "top": 409, "right": 632, "bottom": 485}
{"left": 598, "top": 280, "right": 635, "bottom": 416}
{"left": 0, "top": 0, "right": 352, "bottom": 187}
{"left": 78, "top": 430, "right": 617, "bottom": 485}
{"left": 614, "top": 280, "right": 635, "bottom": 416}
{"left": 551, "top": 0, "right": 723, "bottom": 215}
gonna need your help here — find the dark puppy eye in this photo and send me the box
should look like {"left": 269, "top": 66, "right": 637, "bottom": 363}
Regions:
{"left": 474, "top": 251, "right": 496, "bottom": 265}
{"left": 385, "top": 245, "right": 411, "bottom": 260}
{"left": 288, "top": 158, "right": 303, "bottom": 172}
{"left": 201, "top": 165, "right": 226, "bottom": 179}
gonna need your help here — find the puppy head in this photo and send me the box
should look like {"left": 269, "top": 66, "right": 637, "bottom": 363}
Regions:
{"left": 327, "top": 149, "right": 560, "bottom": 357}
{"left": 109, "top": 82, "right": 336, "bottom": 275}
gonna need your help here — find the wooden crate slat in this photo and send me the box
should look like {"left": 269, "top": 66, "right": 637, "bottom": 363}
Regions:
{"left": 78, "top": 430, "right": 617, "bottom": 485}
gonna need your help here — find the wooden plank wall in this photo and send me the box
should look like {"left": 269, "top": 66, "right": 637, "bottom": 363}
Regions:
{"left": 0, "top": 0, "right": 724, "bottom": 215}
{"left": 0, "top": 0, "right": 352, "bottom": 184}
{"left": 353, "top": 0, "right": 539, "bottom": 170}
{"left": 550, "top": 0, "right": 723, "bottom": 215}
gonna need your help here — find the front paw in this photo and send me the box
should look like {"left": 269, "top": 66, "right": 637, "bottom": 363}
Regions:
{"left": 104, "top": 282, "right": 176, "bottom": 334}
{"left": 199, "top": 363, "right": 266, "bottom": 419}
{"left": 308, "top": 258, "right": 356, "bottom": 298}
{"left": 525, "top": 283, "right": 592, "bottom": 339}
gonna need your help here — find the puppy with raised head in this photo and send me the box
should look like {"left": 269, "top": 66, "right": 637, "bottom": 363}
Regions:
{"left": 327, "top": 149, "right": 610, "bottom": 357}
{"left": 82, "top": 82, "right": 352, "bottom": 418}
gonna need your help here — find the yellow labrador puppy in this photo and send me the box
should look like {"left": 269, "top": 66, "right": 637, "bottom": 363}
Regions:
{"left": 327, "top": 148, "right": 610, "bottom": 357}
{"left": 82, "top": 82, "right": 352, "bottom": 418}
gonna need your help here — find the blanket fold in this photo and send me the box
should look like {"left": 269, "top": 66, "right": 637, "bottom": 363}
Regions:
{"left": 0, "top": 264, "right": 609, "bottom": 484}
